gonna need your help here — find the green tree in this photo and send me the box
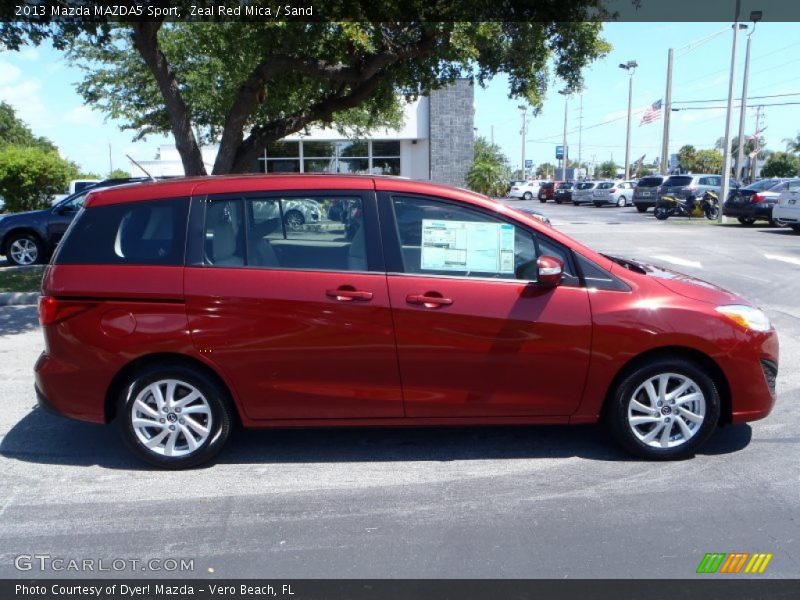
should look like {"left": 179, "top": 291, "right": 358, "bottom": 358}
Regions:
{"left": 107, "top": 168, "right": 131, "bottom": 179}
{"left": 785, "top": 133, "right": 800, "bottom": 154}
{"left": 677, "top": 145, "right": 697, "bottom": 172}
{"left": 536, "top": 162, "right": 556, "bottom": 179}
{"left": 0, "top": 102, "right": 57, "bottom": 152}
{"left": 5, "top": 3, "right": 610, "bottom": 175}
{"left": 760, "top": 152, "right": 800, "bottom": 178}
{"left": 0, "top": 146, "right": 78, "bottom": 212}
{"left": 597, "top": 160, "right": 617, "bottom": 178}
{"left": 466, "top": 136, "right": 510, "bottom": 197}
{"left": 694, "top": 149, "right": 723, "bottom": 174}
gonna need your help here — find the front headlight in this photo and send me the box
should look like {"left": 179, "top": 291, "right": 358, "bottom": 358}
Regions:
{"left": 715, "top": 305, "right": 771, "bottom": 332}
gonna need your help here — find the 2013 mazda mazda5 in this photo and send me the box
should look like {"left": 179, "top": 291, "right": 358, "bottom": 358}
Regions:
{"left": 34, "top": 175, "right": 778, "bottom": 468}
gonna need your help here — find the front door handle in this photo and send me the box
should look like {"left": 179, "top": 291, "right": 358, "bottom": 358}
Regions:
{"left": 406, "top": 293, "right": 453, "bottom": 308}
{"left": 326, "top": 287, "right": 373, "bottom": 302}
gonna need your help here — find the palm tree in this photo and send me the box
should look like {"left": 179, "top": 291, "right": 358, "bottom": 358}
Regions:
{"left": 784, "top": 133, "right": 800, "bottom": 154}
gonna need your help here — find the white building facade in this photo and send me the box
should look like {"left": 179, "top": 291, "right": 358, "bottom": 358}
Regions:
{"left": 135, "top": 80, "right": 474, "bottom": 188}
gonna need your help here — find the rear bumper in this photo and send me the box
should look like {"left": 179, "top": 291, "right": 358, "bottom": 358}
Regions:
{"left": 633, "top": 197, "right": 657, "bottom": 208}
{"left": 593, "top": 198, "right": 616, "bottom": 206}
{"left": 722, "top": 203, "right": 774, "bottom": 220}
{"left": 34, "top": 351, "right": 107, "bottom": 423}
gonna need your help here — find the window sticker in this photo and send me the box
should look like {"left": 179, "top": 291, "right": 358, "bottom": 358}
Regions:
{"left": 420, "top": 219, "right": 515, "bottom": 273}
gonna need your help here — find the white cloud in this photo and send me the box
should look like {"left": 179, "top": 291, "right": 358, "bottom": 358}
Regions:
{"left": 17, "top": 48, "right": 40, "bottom": 62}
{"left": 64, "top": 105, "right": 97, "bottom": 125}
{"left": 0, "top": 59, "right": 52, "bottom": 130}
{"left": 0, "top": 61, "right": 22, "bottom": 85}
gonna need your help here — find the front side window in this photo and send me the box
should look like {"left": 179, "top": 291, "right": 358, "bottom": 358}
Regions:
{"left": 55, "top": 198, "right": 188, "bottom": 265}
{"left": 203, "top": 195, "right": 368, "bottom": 272}
{"left": 391, "top": 195, "right": 578, "bottom": 284}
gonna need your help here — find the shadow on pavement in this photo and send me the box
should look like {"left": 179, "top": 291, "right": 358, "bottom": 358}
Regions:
{"left": 758, "top": 228, "right": 800, "bottom": 236}
{"left": 0, "top": 407, "right": 753, "bottom": 470}
{"left": 0, "top": 306, "right": 39, "bottom": 335}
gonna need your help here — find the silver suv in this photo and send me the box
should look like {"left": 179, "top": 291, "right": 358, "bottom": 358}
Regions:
{"left": 659, "top": 174, "right": 740, "bottom": 202}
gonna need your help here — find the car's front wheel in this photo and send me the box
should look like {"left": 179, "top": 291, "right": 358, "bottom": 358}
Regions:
{"left": 523, "top": 192, "right": 533, "bottom": 201}
{"left": 117, "top": 364, "right": 234, "bottom": 469}
{"left": 284, "top": 210, "right": 305, "bottom": 231}
{"left": 605, "top": 357, "right": 720, "bottom": 460}
{"left": 6, "top": 233, "right": 44, "bottom": 266}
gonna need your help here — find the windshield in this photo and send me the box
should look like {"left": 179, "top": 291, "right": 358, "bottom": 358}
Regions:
{"left": 577, "top": 182, "right": 595, "bottom": 190}
{"left": 56, "top": 190, "right": 91, "bottom": 211}
{"left": 745, "top": 179, "right": 783, "bottom": 191}
{"left": 663, "top": 176, "right": 693, "bottom": 187}
{"left": 637, "top": 177, "right": 664, "bottom": 187}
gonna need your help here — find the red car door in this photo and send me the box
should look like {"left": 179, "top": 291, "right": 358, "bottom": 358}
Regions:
{"left": 185, "top": 192, "right": 403, "bottom": 421}
{"left": 383, "top": 194, "right": 592, "bottom": 418}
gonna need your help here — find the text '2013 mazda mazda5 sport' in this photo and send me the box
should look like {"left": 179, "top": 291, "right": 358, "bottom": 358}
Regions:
{"left": 34, "top": 175, "right": 779, "bottom": 468}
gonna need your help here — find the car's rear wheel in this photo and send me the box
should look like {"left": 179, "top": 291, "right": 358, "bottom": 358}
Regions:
{"left": 539, "top": 198, "right": 547, "bottom": 203}
{"left": 6, "top": 233, "right": 44, "bottom": 266}
{"left": 284, "top": 210, "right": 305, "bottom": 231}
{"left": 617, "top": 196, "right": 627, "bottom": 207}
{"left": 635, "top": 205, "right": 647, "bottom": 213}
{"left": 738, "top": 216, "right": 756, "bottom": 226}
{"left": 523, "top": 192, "right": 533, "bottom": 201}
{"left": 117, "top": 364, "right": 233, "bottom": 469}
{"left": 605, "top": 358, "right": 720, "bottom": 460}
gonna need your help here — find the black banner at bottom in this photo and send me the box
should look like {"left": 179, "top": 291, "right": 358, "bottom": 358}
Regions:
{"left": 3, "top": 580, "right": 800, "bottom": 600}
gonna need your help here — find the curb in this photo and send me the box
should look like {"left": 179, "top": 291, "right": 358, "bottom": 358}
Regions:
{"left": 0, "top": 292, "right": 40, "bottom": 306}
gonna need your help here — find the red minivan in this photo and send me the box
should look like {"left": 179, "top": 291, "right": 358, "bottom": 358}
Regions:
{"left": 34, "top": 175, "right": 778, "bottom": 468}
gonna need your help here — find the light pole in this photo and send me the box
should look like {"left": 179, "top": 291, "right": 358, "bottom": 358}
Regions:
{"left": 736, "top": 11, "right": 761, "bottom": 183}
{"left": 559, "top": 90, "right": 569, "bottom": 182}
{"left": 619, "top": 60, "right": 638, "bottom": 180}
{"left": 720, "top": 0, "right": 745, "bottom": 222}
{"left": 518, "top": 105, "right": 528, "bottom": 179}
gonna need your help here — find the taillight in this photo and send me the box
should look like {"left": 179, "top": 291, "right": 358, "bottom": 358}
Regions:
{"left": 684, "top": 186, "right": 698, "bottom": 194}
{"left": 751, "top": 193, "right": 766, "bottom": 203}
{"left": 609, "top": 188, "right": 617, "bottom": 193}
{"left": 38, "top": 296, "right": 94, "bottom": 326}
{"left": 511, "top": 186, "right": 519, "bottom": 190}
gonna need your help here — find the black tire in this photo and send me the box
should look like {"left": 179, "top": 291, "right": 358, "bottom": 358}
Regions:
{"left": 555, "top": 199, "right": 562, "bottom": 205}
{"left": 117, "top": 364, "right": 234, "bottom": 469}
{"left": 791, "top": 225, "right": 800, "bottom": 233}
{"left": 654, "top": 206, "right": 670, "bottom": 220}
{"left": 604, "top": 357, "right": 721, "bottom": 460}
{"left": 635, "top": 205, "right": 647, "bottom": 213}
{"left": 5, "top": 232, "right": 45, "bottom": 266}
{"left": 284, "top": 210, "right": 305, "bottom": 231}
{"left": 523, "top": 192, "right": 533, "bottom": 201}
{"left": 539, "top": 198, "right": 547, "bottom": 203}
{"left": 738, "top": 217, "right": 756, "bottom": 226}
{"left": 705, "top": 205, "right": 720, "bottom": 221}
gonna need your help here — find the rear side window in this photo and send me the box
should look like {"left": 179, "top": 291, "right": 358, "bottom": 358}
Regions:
{"left": 597, "top": 182, "right": 614, "bottom": 189}
{"left": 663, "top": 176, "right": 693, "bottom": 187}
{"left": 55, "top": 198, "right": 189, "bottom": 265}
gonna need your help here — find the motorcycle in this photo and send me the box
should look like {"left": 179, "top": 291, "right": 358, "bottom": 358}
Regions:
{"left": 654, "top": 190, "right": 720, "bottom": 221}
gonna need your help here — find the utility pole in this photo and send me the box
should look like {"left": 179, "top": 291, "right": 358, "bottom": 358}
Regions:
{"left": 578, "top": 93, "right": 584, "bottom": 173}
{"left": 108, "top": 143, "right": 113, "bottom": 175}
{"left": 751, "top": 105, "right": 763, "bottom": 181}
{"left": 619, "top": 60, "right": 638, "bottom": 180}
{"left": 720, "top": 0, "right": 744, "bottom": 222}
{"left": 736, "top": 12, "right": 761, "bottom": 183}
{"left": 660, "top": 48, "right": 673, "bottom": 174}
{"left": 490, "top": 125, "right": 495, "bottom": 146}
{"left": 563, "top": 95, "right": 568, "bottom": 181}
{"left": 518, "top": 105, "right": 528, "bottom": 179}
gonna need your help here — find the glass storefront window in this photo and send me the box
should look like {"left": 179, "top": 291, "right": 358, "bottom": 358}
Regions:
{"left": 372, "top": 158, "right": 400, "bottom": 176}
{"left": 302, "top": 141, "right": 337, "bottom": 157}
{"left": 304, "top": 158, "right": 335, "bottom": 172}
{"left": 372, "top": 141, "right": 401, "bottom": 157}
{"left": 265, "top": 159, "right": 300, "bottom": 173}
{"left": 338, "top": 158, "right": 370, "bottom": 174}
{"left": 337, "top": 141, "right": 369, "bottom": 158}
{"left": 265, "top": 141, "right": 299, "bottom": 158}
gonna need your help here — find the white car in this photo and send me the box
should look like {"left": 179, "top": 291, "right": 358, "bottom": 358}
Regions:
{"left": 773, "top": 184, "right": 800, "bottom": 232}
{"left": 508, "top": 180, "right": 546, "bottom": 200}
{"left": 593, "top": 180, "right": 637, "bottom": 207}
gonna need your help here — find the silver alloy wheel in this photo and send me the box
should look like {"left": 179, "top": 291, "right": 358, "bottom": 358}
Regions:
{"left": 627, "top": 372, "right": 706, "bottom": 449}
{"left": 131, "top": 379, "right": 213, "bottom": 457}
{"left": 284, "top": 210, "right": 304, "bottom": 231}
{"left": 617, "top": 196, "right": 626, "bottom": 207}
{"left": 9, "top": 238, "right": 38, "bottom": 265}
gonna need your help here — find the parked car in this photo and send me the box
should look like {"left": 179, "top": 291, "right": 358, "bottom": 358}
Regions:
{"left": 633, "top": 175, "right": 667, "bottom": 213}
{"left": 506, "top": 180, "right": 527, "bottom": 197}
{"left": 723, "top": 178, "right": 799, "bottom": 225}
{"left": 772, "top": 183, "right": 800, "bottom": 232}
{"left": 553, "top": 181, "right": 574, "bottom": 204}
{"left": 508, "top": 180, "right": 545, "bottom": 200}
{"left": 255, "top": 198, "right": 323, "bottom": 231}
{"left": 0, "top": 177, "right": 151, "bottom": 266}
{"left": 538, "top": 181, "right": 555, "bottom": 202}
{"left": 592, "top": 181, "right": 636, "bottom": 207}
{"left": 35, "top": 175, "right": 778, "bottom": 468}
{"left": 508, "top": 206, "right": 552, "bottom": 226}
{"left": 659, "top": 174, "right": 740, "bottom": 204}
{"left": 572, "top": 181, "right": 601, "bottom": 205}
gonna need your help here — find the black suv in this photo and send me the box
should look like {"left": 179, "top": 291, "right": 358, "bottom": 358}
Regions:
{"left": 0, "top": 178, "right": 151, "bottom": 266}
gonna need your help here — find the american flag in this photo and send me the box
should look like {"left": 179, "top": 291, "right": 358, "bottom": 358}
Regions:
{"left": 639, "top": 99, "right": 662, "bottom": 126}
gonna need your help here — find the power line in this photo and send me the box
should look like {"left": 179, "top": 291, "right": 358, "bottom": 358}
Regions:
{"left": 673, "top": 92, "right": 800, "bottom": 104}
{"left": 672, "top": 100, "right": 800, "bottom": 110}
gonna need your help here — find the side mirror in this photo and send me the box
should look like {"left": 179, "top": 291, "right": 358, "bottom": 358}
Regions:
{"left": 536, "top": 255, "right": 564, "bottom": 287}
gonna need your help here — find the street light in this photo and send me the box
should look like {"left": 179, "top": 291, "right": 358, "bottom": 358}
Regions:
{"left": 736, "top": 11, "right": 761, "bottom": 183}
{"left": 619, "top": 60, "right": 638, "bottom": 180}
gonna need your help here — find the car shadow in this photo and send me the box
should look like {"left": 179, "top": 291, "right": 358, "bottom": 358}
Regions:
{"left": 0, "top": 305, "right": 40, "bottom": 335}
{"left": 0, "top": 407, "right": 753, "bottom": 470}
{"left": 758, "top": 228, "right": 800, "bottom": 235}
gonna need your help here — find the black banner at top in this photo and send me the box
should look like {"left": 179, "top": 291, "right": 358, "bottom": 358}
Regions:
{"left": 2, "top": 0, "right": 800, "bottom": 23}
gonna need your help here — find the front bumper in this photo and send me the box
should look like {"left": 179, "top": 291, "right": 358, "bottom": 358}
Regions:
{"left": 725, "top": 329, "right": 779, "bottom": 424}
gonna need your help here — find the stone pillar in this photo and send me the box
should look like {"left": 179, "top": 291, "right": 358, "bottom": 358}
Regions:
{"left": 428, "top": 79, "right": 474, "bottom": 188}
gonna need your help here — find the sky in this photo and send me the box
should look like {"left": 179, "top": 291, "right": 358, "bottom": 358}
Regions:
{"left": 1, "top": 21, "right": 799, "bottom": 176}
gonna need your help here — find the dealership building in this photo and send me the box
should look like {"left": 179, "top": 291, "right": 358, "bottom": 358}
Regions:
{"left": 135, "top": 80, "right": 474, "bottom": 188}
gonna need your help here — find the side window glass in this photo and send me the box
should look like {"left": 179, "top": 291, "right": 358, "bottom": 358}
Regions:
{"left": 204, "top": 199, "right": 245, "bottom": 266}
{"left": 392, "top": 195, "right": 535, "bottom": 280}
{"left": 247, "top": 196, "right": 367, "bottom": 271}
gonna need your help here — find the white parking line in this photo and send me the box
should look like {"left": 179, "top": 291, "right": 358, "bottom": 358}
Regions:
{"left": 652, "top": 255, "right": 703, "bottom": 269}
{"left": 764, "top": 253, "right": 800, "bottom": 267}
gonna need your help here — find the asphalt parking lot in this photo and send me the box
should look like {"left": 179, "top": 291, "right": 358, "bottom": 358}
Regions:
{"left": 0, "top": 203, "right": 798, "bottom": 579}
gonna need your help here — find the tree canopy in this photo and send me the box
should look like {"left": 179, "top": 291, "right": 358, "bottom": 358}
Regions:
{"left": 0, "top": 146, "right": 78, "bottom": 212}
{"left": 761, "top": 152, "right": 799, "bottom": 178}
{"left": 0, "top": 102, "right": 57, "bottom": 152}
{"left": 3, "top": 2, "right": 610, "bottom": 176}
{"left": 466, "top": 137, "right": 510, "bottom": 197}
